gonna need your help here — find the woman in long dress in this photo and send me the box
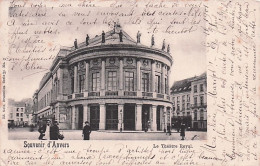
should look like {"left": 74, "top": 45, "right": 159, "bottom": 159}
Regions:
{"left": 45, "top": 121, "right": 51, "bottom": 140}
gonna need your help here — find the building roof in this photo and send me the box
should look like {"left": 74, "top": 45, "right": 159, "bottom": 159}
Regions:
{"left": 171, "top": 72, "right": 206, "bottom": 94}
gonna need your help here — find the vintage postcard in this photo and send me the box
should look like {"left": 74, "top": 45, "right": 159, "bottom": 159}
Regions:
{"left": 0, "top": 0, "right": 259, "bottom": 165}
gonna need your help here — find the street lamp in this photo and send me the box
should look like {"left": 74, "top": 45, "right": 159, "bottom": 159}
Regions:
{"left": 120, "top": 109, "right": 122, "bottom": 133}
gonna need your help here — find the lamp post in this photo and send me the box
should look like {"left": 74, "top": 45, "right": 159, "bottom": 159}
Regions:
{"left": 120, "top": 109, "right": 122, "bottom": 132}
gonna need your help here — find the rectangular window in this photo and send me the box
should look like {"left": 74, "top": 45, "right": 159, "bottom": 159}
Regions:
{"left": 187, "top": 95, "right": 190, "bottom": 102}
{"left": 187, "top": 103, "right": 190, "bottom": 110}
{"left": 194, "top": 85, "right": 197, "bottom": 93}
{"left": 20, "top": 118, "right": 23, "bottom": 121}
{"left": 20, "top": 113, "right": 23, "bottom": 117}
{"left": 200, "top": 110, "right": 204, "bottom": 120}
{"left": 200, "top": 84, "right": 204, "bottom": 92}
{"left": 194, "top": 111, "right": 197, "bottom": 120}
{"left": 155, "top": 75, "right": 161, "bottom": 93}
{"left": 16, "top": 113, "right": 19, "bottom": 117}
{"left": 79, "top": 74, "right": 85, "bottom": 92}
{"left": 125, "top": 71, "right": 134, "bottom": 91}
{"left": 92, "top": 72, "right": 100, "bottom": 91}
{"left": 71, "top": 77, "right": 74, "bottom": 93}
{"left": 21, "top": 108, "right": 23, "bottom": 112}
{"left": 200, "top": 96, "right": 204, "bottom": 105}
{"left": 17, "top": 108, "right": 19, "bottom": 112}
{"left": 182, "top": 95, "right": 185, "bottom": 102}
{"left": 165, "top": 77, "right": 168, "bottom": 94}
{"left": 142, "top": 73, "right": 149, "bottom": 92}
{"left": 107, "top": 71, "right": 117, "bottom": 91}
{"left": 194, "top": 97, "right": 197, "bottom": 106}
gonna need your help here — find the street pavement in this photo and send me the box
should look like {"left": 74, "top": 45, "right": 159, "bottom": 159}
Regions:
{"left": 8, "top": 127, "right": 207, "bottom": 140}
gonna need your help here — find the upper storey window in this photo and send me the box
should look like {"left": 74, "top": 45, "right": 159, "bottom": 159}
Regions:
{"left": 142, "top": 73, "right": 149, "bottom": 92}
{"left": 125, "top": 71, "right": 134, "bottom": 91}
{"left": 79, "top": 74, "right": 85, "bottom": 93}
{"left": 155, "top": 75, "right": 161, "bottom": 93}
{"left": 107, "top": 71, "right": 117, "bottom": 91}
{"left": 200, "top": 84, "right": 204, "bottom": 92}
{"left": 92, "top": 72, "right": 100, "bottom": 91}
{"left": 194, "top": 85, "right": 197, "bottom": 93}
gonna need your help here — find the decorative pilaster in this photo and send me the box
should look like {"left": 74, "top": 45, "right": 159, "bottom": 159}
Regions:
{"left": 85, "top": 61, "right": 89, "bottom": 91}
{"left": 74, "top": 65, "right": 78, "bottom": 93}
{"left": 83, "top": 104, "right": 88, "bottom": 123}
{"left": 136, "top": 104, "right": 142, "bottom": 131}
{"left": 161, "top": 64, "right": 165, "bottom": 94}
{"left": 118, "top": 104, "right": 124, "bottom": 131}
{"left": 71, "top": 106, "right": 76, "bottom": 129}
{"left": 99, "top": 104, "right": 106, "bottom": 130}
{"left": 151, "top": 60, "right": 155, "bottom": 93}
{"left": 101, "top": 59, "right": 105, "bottom": 96}
{"left": 152, "top": 105, "right": 157, "bottom": 131}
{"left": 137, "top": 59, "right": 141, "bottom": 97}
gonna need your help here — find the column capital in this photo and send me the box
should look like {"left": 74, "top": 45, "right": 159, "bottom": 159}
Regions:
{"left": 136, "top": 103, "right": 142, "bottom": 107}
{"left": 152, "top": 105, "right": 157, "bottom": 109}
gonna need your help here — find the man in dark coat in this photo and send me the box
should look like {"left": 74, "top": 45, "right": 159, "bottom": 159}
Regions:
{"left": 82, "top": 121, "right": 91, "bottom": 140}
{"left": 180, "top": 123, "right": 185, "bottom": 140}
{"left": 38, "top": 123, "right": 46, "bottom": 140}
{"left": 50, "top": 121, "right": 60, "bottom": 140}
{"left": 86, "top": 34, "right": 89, "bottom": 46}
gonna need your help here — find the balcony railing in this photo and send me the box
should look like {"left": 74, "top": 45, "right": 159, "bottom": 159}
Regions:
{"left": 156, "top": 93, "right": 164, "bottom": 99}
{"left": 124, "top": 91, "right": 137, "bottom": 96}
{"left": 142, "top": 92, "right": 153, "bottom": 97}
{"left": 191, "top": 103, "right": 207, "bottom": 108}
{"left": 75, "top": 93, "right": 84, "bottom": 98}
{"left": 105, "top": 91, "right": 118, "bottom": 96}
{"left": 88, "top": 92, "right": 100, "bottom": 97}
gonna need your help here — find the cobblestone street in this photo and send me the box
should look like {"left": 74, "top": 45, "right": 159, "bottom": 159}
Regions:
{"left": 8, "top": 128, "right": 206, "bottom": 140}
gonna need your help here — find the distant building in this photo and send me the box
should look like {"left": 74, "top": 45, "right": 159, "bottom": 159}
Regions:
{"left": 34, "top": 25, "right": 173, "bottom": 131}
{"left": 171, "top": 72, "right": 207, "bottom": 131}
{"left": 8, "top": 103, "right": 33, "bottom": 126}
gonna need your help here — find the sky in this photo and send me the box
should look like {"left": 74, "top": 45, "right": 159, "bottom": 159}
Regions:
{"left": 7, "top": 2, "right": 206, "bottom": 101}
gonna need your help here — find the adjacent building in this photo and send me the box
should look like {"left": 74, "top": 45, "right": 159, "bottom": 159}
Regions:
{"left": 171, "top": 72, "right": 207, "bottom": 131}
{"left": 34, "top": 25, "right": 173, "bottom": 131}
{"left": 8, "top": 103, "right": 33, "bottom": 126}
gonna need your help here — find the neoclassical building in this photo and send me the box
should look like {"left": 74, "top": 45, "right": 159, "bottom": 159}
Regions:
{"left": 35, "top": 26, "right": 173, "bottom": 131}
{"left": 171, "top": 73, "right": 207, "bottom": 131}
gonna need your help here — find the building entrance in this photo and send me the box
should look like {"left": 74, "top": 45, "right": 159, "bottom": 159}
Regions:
{"left": 90, "top": 105, "right": 100, "bottom": 130}
{"left": 106, "top": 104, "right": 118, "bottom": 130}
{"left": 142, "top": 105, "right": 150, "bottom": 131}
{"left": 78, "top": 105, "right": 83, "bottom": 129}
{"left": 156, "top": 106, "right": 161, "bottom": 130}
{"left": 124, "top": 104, "right": 135, "bottom": 130}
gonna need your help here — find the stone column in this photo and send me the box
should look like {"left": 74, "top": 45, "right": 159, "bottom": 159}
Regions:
{"left": 167, "top": 67, "right": 170, "bottom": 95}
{"left": 118, "top": 104, "right": 124, "bottom": 131}
{"left": 101, "top": 59, "right": 105, "bottom": 96}
{"left": 85, "top": 61, "right": 89, "bottom": 91}
{"left": 137, "top": 59, "right": 141, "bottom": 96}
{"left": 151, "top": 60, "right": 155, "bottom": 93}
{"left": 136, "top": 104, "right": 142, "bottom": 131}
{"left": 71, "top": 106, "right": 76, "bottom": 129}
{"left": 99, "top": 104, "right": 106, "bottom": 130}
{"left": 119, "top": 58, "right": 124, "bottom": 96}
{"left": 163, "top": 107, "right": 167, "bottom": 131}
{"left": 83, "top": 104, "right": 88, "bottom": 123}
{"left": 74, "top": 65, "right": 78, "bottom": 93}
{"left": 161, "top": 64, "right": 165, "bottom": 94}
{"left": 152, "top": 105, "right": 157, "bottom": 131}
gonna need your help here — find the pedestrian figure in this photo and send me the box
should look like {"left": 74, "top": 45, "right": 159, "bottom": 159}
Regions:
{"left": 86, "top": 34, "right": 89, "bottom": 46}
{"left": 102, "top": 31, "right": 105, "bottom": 43}
{"left": 167, "top": 44, "right": 170, "bottom": 53}
{"left": 50, "top": 121, "right": 60, "bottom": 140}
{"left": 151, "top": 34, "right": 155, "bottom": 46}
{"left": 180, "top": 123, "right": 185, "bottom": 140}
{"left": 82, "top": 121, "right": 91, "bottom": 140}
{"left": 38, "top": 123, "right": 46, "bottom": 140}
{"left": 137, "top": 31, "right": 141, "bottom": 43}
{"left": 119, "top": 30, "right": 123, "bottom": 42}
{"left": 166, "top": 124, "right": 171, "bottom": 135}
{"left": 74, "top": 39, "right": 78, "bottom": 49}
{"left": 44, "top": 120, "right": 51, "bottom": 140}
{"left": 162, "top": 39, "right": 165, "bottom": 50}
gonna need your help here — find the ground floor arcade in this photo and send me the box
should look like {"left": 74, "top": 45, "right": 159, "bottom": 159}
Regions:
{"left": 49, "top": 101, "right": 172, "bottom": 131}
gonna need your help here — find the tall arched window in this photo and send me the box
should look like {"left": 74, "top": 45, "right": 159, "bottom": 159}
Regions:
{"left": 200, "top": 109, "right": 204, "bottom": 120}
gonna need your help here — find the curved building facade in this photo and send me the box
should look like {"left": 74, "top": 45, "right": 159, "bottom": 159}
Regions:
{"left": 35, "top": 27, "right": 173, "bottom": 131}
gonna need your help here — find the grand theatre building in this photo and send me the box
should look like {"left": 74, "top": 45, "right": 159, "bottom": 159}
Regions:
{"left": 35, "top": 26, "right": 173, "bottom": 131}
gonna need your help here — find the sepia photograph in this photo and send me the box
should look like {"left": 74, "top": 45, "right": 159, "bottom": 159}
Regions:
{"left": 7, "top": 18, "right": 206, "bottom": 140}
